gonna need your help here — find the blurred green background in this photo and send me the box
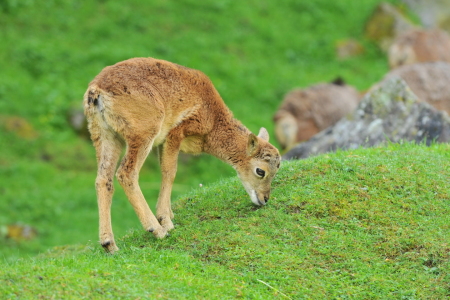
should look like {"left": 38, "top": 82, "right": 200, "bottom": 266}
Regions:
{"left": 0, "top": 0, "right": 402, "bottom": 260}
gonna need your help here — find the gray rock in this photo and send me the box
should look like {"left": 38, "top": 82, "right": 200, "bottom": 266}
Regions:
{"left": 376, "top": 62, "right": 450, "bottom": 115}
{"left": 365, "top": 2, "right": 416, "bottom": 51}
{"left": 283, "top": 77, "right": 450, "bottom": 160}
{"left": 401, "top": 0, "right": 450, "bottom": 31}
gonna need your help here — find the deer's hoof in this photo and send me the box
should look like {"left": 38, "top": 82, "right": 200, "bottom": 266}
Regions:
{"left": 160, "top": 217, "right": 175, "bottom": 231}
{"left": 152, "top": 226, "right": 169, "bottom": 239}
{"left": 101, "top": 240, "right": 119, "bottom": 254}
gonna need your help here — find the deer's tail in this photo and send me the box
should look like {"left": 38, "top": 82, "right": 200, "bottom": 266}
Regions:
{"left": 83, "top": 86, "right": 117, "bottom": 145}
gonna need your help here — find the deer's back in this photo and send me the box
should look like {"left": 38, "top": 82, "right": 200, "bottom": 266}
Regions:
{"left": 90, "top": 57, "right": 220, "bottom": 109}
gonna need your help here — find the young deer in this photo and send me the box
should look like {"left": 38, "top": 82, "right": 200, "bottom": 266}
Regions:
{"left": 83, "top": 57, "right": 281, "bottom": 253}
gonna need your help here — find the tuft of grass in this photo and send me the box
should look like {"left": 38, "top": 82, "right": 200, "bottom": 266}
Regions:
{"left": 2, "top": 143, "right": 449, "bottom": 299}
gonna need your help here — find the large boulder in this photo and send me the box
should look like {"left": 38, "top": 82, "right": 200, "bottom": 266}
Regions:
{"left": 375, "top": 62, "right": 450, "bottom": 115}
{"left": 365, "top": 2, "right": 416, "bottom": 51}
{"left": 388, "top": 28, "right": 450, "bottom": 69}
{"left": 283, "top": 77, "right": 450, "bottom": 160}
{"left": 273, "top": 79, "right": 360, "bottom": 150}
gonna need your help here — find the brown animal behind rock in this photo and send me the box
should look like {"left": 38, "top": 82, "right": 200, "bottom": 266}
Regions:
{"left": 83, "top": 57, "right": 281, "bottom": 253}
{"left": 388, "top": 28, "right": 450, "bottom": 69}
{"left": 273, "top": 80, "right": 360, "bottom": 150}
{"left": 374, "top": 61, "right": 450, "bottom": 114}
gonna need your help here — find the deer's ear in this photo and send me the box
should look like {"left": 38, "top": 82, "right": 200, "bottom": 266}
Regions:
{"left": 258, "top": 127, "right": 269, "bottom": 142}
{"left": 247, "top": 133, "right": 260, "bottom": 156}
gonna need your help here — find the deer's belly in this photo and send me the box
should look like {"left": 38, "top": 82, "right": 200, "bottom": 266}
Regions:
{"left": 180, "top": 136, "right": 203, "bottom": 154}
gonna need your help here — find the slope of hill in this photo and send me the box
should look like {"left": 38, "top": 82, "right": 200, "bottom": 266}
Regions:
{"left": 2, "top": 143, "right": 449, "bottom": 299}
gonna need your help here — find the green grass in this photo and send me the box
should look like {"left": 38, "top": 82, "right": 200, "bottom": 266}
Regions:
{"left": 4, "top": 1, "right": 446, "bottom": 298}
{"left": 1, "top": 143, "right": 449, "bottom": 299}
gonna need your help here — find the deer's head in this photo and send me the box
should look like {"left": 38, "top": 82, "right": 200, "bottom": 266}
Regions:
{"left": 236, "top": 128, "right": 281, "bottom": 206}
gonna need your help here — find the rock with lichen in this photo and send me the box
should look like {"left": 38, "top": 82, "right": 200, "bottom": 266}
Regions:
{"left": 374, "top": 62, "right": 450, "bottom": 115}
{"left": 365, "top": 2, "right": 416, "bottom": 51}
{"left": 283, "top": 77, "right": 450, "bottom": 160}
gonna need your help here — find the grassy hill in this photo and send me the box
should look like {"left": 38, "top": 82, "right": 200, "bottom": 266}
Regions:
{"left": 2, "top": 143, "right": 449, "bottom": 299}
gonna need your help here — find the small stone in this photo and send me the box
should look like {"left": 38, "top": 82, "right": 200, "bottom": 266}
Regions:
{"left": 335, "top": 39, "right": 364, "bottom": 59}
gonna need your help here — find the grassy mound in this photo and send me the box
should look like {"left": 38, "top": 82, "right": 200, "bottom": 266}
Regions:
{"left": 2, "top": 143, "right": 449, "bottom": 299}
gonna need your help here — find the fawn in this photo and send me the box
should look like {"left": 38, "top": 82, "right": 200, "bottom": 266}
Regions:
{"left": 83, "top": 57, "right": 281, "bottom": 253}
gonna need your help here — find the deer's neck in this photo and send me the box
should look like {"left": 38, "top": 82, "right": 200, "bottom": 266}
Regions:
{"left": 204, "top": 115, "right": 250, "bottom": 168}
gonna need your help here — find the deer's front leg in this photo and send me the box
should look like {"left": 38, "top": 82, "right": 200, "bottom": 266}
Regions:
{"left": 156, "top": 136, "right": 181, "bottom": 231}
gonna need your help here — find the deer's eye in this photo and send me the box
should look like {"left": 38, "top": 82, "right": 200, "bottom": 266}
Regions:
{"left": 256, "top": 168, "right": 265, "bottom": 177}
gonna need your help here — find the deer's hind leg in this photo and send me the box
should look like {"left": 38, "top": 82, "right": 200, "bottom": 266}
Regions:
{"left": 116, "top": 129, "right": 168, "bottom": 239}
{"left": 92, "top": 122, "right": 123, "bottom": 254}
